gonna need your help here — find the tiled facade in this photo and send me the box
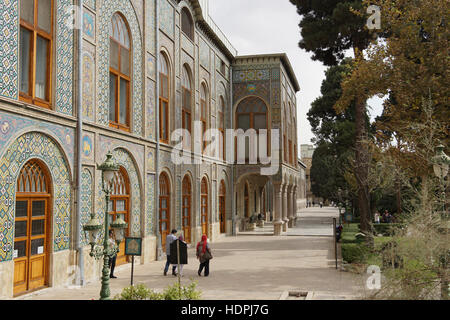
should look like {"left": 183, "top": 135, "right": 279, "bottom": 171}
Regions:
{"left": 0, "top": 0, "right": 306, "bottom": 298}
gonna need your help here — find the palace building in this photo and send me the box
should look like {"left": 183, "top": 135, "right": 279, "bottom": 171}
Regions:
{"left": 0, "top": 0, "right": 306, "bottom": 297}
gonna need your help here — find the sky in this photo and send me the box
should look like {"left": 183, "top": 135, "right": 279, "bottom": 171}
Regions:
{"left": 208, "top": 0, "right": 384, "bottom": 148}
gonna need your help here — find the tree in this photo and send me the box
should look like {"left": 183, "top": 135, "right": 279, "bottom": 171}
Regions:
{"left": 308, "top": 59, "right": 356, "bottom": 203}
{"left": 290, "top": 0, "right": 375, "bottom": 238}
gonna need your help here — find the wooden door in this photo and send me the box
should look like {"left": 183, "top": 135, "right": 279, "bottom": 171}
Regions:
{"left": 109, "top": 167, "right": 130, "bottom": 265}
{"left": 201, "top": 178, "right": 208, "bottom": 237}
{"left": 14, "top": 160, "right": 50, "bottom": 296}
{"left": 219, "top": 180, "right": 226, "bottom": 234}
{"left": 182, "top": 176, "right": 191, "bottom": 243}
{"left": 159, "top": 173, "right": 170, "bottom": 248}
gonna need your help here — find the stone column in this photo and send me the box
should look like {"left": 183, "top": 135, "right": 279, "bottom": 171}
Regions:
{"left": 287, "top": 187, "right": 295, "bottom": 228}
{"left": 273, "top": 183, "right": 283, "bottom": 235}
{"left": 282, "top": 184, "right": 288, "bottom": 232}
{"left": 293, "top": 189, "right": 298, "bottom": 225}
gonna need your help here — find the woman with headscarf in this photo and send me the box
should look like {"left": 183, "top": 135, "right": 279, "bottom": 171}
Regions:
{"left": 196, "top": 235, "right": 212, "bottom": 277}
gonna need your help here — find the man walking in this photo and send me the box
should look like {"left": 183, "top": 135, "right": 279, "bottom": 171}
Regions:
{"left": 164, "top": 229, "right": 178, "bottom": 276}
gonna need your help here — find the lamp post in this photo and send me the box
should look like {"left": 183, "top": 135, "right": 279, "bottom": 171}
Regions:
{"left": 83, "top": 152, "right": 127, "bottom": 300}
{"left": 431, "top": 144, "right": 449, "bottom": 300}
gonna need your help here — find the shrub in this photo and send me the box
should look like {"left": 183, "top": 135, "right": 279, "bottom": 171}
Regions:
{"left": 114, "top": 281, "right": 201, "bottom": 300}
{"left": 373, "top": 223, "right": 404, "bottom": 236}
{"left": 342, "top": 243, "right": 370, "bottom": 264}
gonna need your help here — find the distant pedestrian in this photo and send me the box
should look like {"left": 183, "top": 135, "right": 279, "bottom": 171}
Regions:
{"left": 196, "top": 235, "right": 212, "bottom": 277}
{"left": 374, "top": 211, "right": 380, "bottom": 224}
{"left": 108, "top": 230, "right": 118, "bottom": 279}
{"left": 320, "top": 201, "right": 323, "bottom": 208}
{"left": 312, "top": 201, "right": 315, "bottom": 207}
{"left": 175, "top": 235, "right": 187, "bottom": 277}
{"left": 164, "top": 229, "right": 178, "bottom": 276}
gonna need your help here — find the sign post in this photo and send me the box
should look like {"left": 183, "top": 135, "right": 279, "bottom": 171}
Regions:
{"left": 125, "top": 237, "right": 142, "bottom": 286}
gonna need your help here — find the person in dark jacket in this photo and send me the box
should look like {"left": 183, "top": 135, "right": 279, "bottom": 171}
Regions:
{"left": 196, "top": 235, "right": 212, "bottom": 277}
{"left": 164, "top": 229, "right": 178, "bottom": 276}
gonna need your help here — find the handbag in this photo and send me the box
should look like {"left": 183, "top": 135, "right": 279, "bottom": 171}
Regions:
{"left": 199, "top": 249, "right": 213, "bottom": 263}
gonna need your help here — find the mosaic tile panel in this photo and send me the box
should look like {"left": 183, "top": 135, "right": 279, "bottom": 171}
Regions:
{"left": 56, "top": 0, "right": 74, "bottom": 115}
{"left": 233, "top": 81, "right": 270, "bottom": 105}
{"left": 146, "top": 78, "right": 156, "bottom": 141}
{"left": 97, "top": 0, "right": 143, "bottom": 136}
{"left": 199, "top": 38, "right": 210, "bottom": 71}
{"left": 0, "top": 0, "right": 19, "bottom": 99}
{"left": 82, "top": 53, "right": 95, "bottom": 121}
{"left": 159, "top": 0, "right": 174, "bottom": 39}
{"left": 83, "top": 9, "right": 96, "bottom": 42}
{"left": 145, "top": 0, "right": 156, "bottom": 54}
{"left": 146, "top": 173, "right": 155, "bottom": 235}
{"left": 0, "top": 111, "right": 75, "bottom": 173}
{"left": 233, "top": 69, "right": 270, "bottom": 83}
{"left": 80, "top": 168, "right": 93, "bottom": 246}
{"left": 85, "top": 0, "right": 96, "bottom": 10}
{"left": 0, "top": 132, "right": 71, "bottom": 261}
{"left": 98, "top": 135, "right": 144, "bottom": 175}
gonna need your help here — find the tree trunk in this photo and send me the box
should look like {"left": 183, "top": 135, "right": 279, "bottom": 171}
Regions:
{"left": 353, "top": 46, "right": 372, "bottom": 246}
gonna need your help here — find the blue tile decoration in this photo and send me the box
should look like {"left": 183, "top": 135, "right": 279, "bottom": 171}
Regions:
{"left": 0, "top": 132, "right": 72, "bottom": 261}
{"left": 83, "top": 10, "right": 95, "bottom": 42}
{"left": 97, "top": 0, "right": 143, "bottom": 135}
{"left": 0, "top": 111, "right": 75, "bottom": 174}
{"left": 82, "top": 52, "right": 95, "bottom": 121}
{"left": 56, "top": 0, "right": 74, "bottom": 115}
{"left": 0, "top": 0, "right": 19, "bottom": 99}
{"left": 80, "top": 168, "right": 93, "bottom": 245}
{"left": 146, "top": 173, "right": 154, "bottom": 235}
{"left": 159, "top": 0, "right": 174, "bottom": 39}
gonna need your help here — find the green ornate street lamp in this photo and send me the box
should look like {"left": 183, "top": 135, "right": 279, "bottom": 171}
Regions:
{"left": 83, "top": 152, "right": 127, "bottom": 300}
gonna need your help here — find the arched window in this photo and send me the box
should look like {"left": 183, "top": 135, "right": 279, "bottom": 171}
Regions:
{"left": 200, "top": 83, "right": 208, "bottom": 154}
{"left": 181, "top": 7, "right": 194, "bottom": 41}
{"left": 218, "top": 96, "right": 225, "bottom": 160}
{"left": 201, "top": 177, "right": 208, "bottom": 237}
{"left": 236, "top": 97, "right": 269, "bottom": 162}
{"left": 288, "top": 103, "right": 292, "bottom": 164}
{"left": 159, "top": 52, "right": 170, "bottom": 143}
{"left": 109, "top": 167, "right": 130, "bottom": 265}
{"left": 109, "top": 13, "right": 131, "bottom": 131}
{"left": 182, "top": 175, "right": 191, "bottom": 243}
{"left": 159, "top": 172, "right": 171, "bottom": 248}
{"left": 19, "top": 0, "right": 53, "bottom": 108}
{"left": 15, "top": 159, "right": 51, "bottom": 295}
{"left": 182, "top": 65, "right": 192, "bottom": 150}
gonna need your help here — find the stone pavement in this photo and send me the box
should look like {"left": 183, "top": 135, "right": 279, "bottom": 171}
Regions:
{"left": 14, "top": 206, "right": 366, "bottom": 300}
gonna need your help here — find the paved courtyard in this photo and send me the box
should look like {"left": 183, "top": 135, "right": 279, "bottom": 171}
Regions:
{"left": 14, "top": 206, "right": 366, "bottom": 300}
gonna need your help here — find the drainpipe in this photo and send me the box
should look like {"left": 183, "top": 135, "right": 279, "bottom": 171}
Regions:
{"left": 230, "top": 65, "right": 236, "bottom": 236}
{"left": 155, "top": 0, "right": 162, "bottom": 260}
{"left": 76, "top": 0, "right": 85, "bottom": 286}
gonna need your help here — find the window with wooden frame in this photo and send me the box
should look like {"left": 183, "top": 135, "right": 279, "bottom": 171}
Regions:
{"left": 181, "top": 7, "right": 194, "bottom": 41}
{"left": 109, "top": 167, "right": 130, "bottom": 265}
{"left": 182, "top": 66, "right": 192, "bottom": 150}
{"left": 159, "top": 172, "right": 171, "bottom": 248}
{"left": 200, "top": 83, "right": 208, "bottom": 154}
{"left": 159, "top": 52, "right": 170, "bottom": 143}
{"left": 200, "top": 177, "right": 209, "bottom": 237}
{"left": 14, "top": 159, "right": 51, "bottom": 295}
{"left": 109, "top": 13, "right": 131, "bottom": 132}
{"left": 218, "top": 96, "right": 225, "bottom": 161}
{"left": 235, "top": 97, "right": 269, "bottom": 162}
{"left": 19, "top": 0, "right": 53, "bottom": 109}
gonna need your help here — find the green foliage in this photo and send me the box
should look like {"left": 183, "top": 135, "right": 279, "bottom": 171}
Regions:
{"left": 373, "top": 223, "right": 404, "bottom": 236}
{"left": 114, "top": 281, "right": 202, "bottom": 300}
{"left": 342, "top": 243, "right": 370, "bottom": 263}
{"left": 289, "top": 0, "right": 373, "bottom": 66}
